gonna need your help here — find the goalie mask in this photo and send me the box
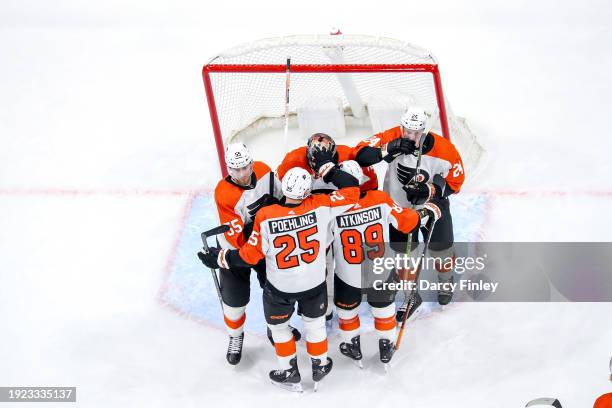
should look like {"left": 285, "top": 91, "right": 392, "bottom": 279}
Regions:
{"left": 400, "top": 107, "right": 429, "bottom": 145}
{"left": 225, "top": 143, "right": 254, "bottom": 186}
{"left": 281, "top": 167, "right": 312, "bottom": 200}
{"left": 306, "top": 133, "right": 337, "bottom": 170}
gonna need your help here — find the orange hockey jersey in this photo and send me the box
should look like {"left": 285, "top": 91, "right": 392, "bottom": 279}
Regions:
{"left": 277, "top": 145, "right": 378, "bottom": 193}
{"left": 237, "top": 187, "right": 360, "bottom": 295}
{"left": 332, "top": 190, "right": 421, "bottom": 288}
{"left": 356, "top": 128, "right": 465, "bottom": 207}
{"left": 214, "top": 161, "right": 281, "bottom": 250}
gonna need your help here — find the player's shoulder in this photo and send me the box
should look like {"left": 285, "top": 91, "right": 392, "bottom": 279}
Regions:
{"left": 428, "top": 132, "right": 460, "bottom": 160}
{"left": 361, "top": 189, "right": 392, "bottom": 206}
{"left": 214, "top": 177, "right": 242, "bottom": 205}
{"left": 284, "top": 146, "right": 308, "bottom": 163}
{"left": 384, "top": 125, "right": 402, "bottom": 136}
{"left": 255, "top": 203, "right": 290, "bottom": 222}
{"left": 277, "top": 147, "right": 309, "bottom": 175}
{"left": 253, "top": 160, "right": 272, "bottom": 179}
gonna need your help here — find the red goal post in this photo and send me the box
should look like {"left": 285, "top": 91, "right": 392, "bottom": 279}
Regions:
{"left": 202, "top": 35, "right": 480, "bottom": 177}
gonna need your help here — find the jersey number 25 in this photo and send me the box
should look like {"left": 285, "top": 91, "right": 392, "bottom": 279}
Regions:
{"left": 273, "top": 226, "right": 320, "bottom": 269}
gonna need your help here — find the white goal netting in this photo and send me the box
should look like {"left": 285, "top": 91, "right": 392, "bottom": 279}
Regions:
{"left": 204, "top": 34, "right": 483, "bottom": 175}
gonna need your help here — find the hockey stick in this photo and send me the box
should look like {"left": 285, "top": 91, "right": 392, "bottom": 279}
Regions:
{"left": 396, "top": 138, "right": 425, "bottom": 314}
{"left": 525, "top": 398, "right": 562, "bottom": 408}
{"left": 394, "top": 216, "right": 437, "bottom": 351}
{"left": 200, "top": 224, "right": 230, "bottom": 309}
{"left": 282, "top": 57, "right": 291, "bottom": 152}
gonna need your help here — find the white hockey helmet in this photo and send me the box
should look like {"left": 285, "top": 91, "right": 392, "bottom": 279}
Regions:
{"left": 225, "top": 143, "right": 253, "bottom": 169}
{"left": 400, "top": 107, "right": 429, "bottom": 132}
{"left": 282, "top": 167, "right": 312, "bottom": 200}
{"left": 338, "top": 160, "right": 364, "bottom": 185}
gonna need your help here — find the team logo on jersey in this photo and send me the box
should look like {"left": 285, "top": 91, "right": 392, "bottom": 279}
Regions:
{"left": 246, "top": 194, "right": 271, "bottom": 218}
{"left": 397, "top": 163, "right": 430, "bottom": 185}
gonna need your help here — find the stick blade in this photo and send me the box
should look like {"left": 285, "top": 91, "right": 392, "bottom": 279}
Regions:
{"left": 201, "top": 224, "right": 230, "bottom": 240}
{"left": 526, "top": 398, "right": 562, "bottom": 408}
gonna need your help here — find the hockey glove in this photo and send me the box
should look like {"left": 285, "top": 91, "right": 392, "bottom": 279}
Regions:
{"left": 311, "top": 145, "right": 336, "bottom": 178}
{"left": 417, "top": 202, "right": 442, "bottom": 236}
{"left": 386, "top": 137, "right": 416, "bottom": 158}
{"left": 197, "top": 247, "right": 228, "bottom": 269}
{"left": 403, "top": 181, "right": 437, "bottom": 205}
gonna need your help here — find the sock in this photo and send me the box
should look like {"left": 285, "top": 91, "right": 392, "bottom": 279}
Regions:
{"left": 269, "top": 321, "right": 296, "bottom": 370}
{"left": 303, "top": 315, "right": 328, "bottom": 364}
{"left": 222, "top": 304, "right": 246, "bottom": 337}
{"left": 371, "top": 303, "right": 396, "bottom": 342}
{"left": 337, "top": 307, "right": 360, "bottom": 343}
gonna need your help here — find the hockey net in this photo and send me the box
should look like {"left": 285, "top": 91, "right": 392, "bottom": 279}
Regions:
{"left": 203, "top": 34, "right": 483, "bottom": 177}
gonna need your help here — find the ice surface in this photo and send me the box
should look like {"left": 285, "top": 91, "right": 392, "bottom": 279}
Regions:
{"left": 1, "top": 0, "right": 612, "bottom": 406}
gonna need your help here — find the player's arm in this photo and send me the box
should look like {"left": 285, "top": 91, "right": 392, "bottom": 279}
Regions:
{"left": 402, "top": 145, "right": 465, "bottom": 205}
{"left": 311, "top": 186, "right": 360, "bottom": 218}
{"left": 309, "top": 146, "right": 360, "bottom": 189}
{"left": 215, "top": 186, "right": 247, "bottom": 249}
{"left": 198, "top": 212, "right": 266, "bottom": 270}
{"left": 354, "top": 126, "right": 415, "bottom": 165}
{"left": 442, "top": 147, "right": 465, "bottom": 194}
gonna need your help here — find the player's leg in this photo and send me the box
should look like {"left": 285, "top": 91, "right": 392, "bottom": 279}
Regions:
{"left": 255, "top": 259, "right": 302, "bottom": 345}
{"left": 428, "top": 198, "right": 456, "bottom": 305}
{"left": 298, "top": 285, "right": 332, "bottom": 387}
{"left": 333, "top": 275, "right": 363, "bottom": 363}
{"left": 262, "top": 287, "right": 302, "bottom": 391}
{"left": 218, "top": 265, "right": 252, "bottom": 365}
{"left": 370, "top": 302, "right": 398, "bottom": 364}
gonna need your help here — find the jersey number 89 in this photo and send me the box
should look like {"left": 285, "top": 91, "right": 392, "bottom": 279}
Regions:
{"left": 340, "top": 223, "right": 384, "bottom": 264}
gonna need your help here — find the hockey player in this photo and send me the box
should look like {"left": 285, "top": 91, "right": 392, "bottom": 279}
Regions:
{"left": 331, "top": 161, "right": 441, "bottom": 366}
{"left": 199, "top": 163, "right": 360, "bottom": 391}
{"left": 276, "top": 133, "right": 381, "bottom": 320}
{"left": 354, "top": 107, "right": 465, "bottom": 314}
{"left": 202, "top": 143, "right": 299, "bottom": 366}
{"left": 277, "top": 132, "right": 379, "bottom": 194}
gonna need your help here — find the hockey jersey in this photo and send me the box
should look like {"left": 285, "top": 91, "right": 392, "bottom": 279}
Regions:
{"left": 332, "top": 190, "right": 420, "bottom": 288}
{"left": 357, "top": 127, "right": 465, "bottom": 208}
{"left": 237, "top": 187, "right": 360, "bottom": 295}
{"left": 214, "top": 161, "right": 281, "bottom": 250}
{"left": 276, "top": 145, "right": 378, "bottom": 193}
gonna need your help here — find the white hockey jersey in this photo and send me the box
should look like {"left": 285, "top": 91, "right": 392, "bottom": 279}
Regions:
{"left": 332, "top": 189, "right": 421, "bottom": 288}
{"left": 214, "top": 161, "right": 282, "bottom": 250}
{"left": 357, "top": 128, "right": 465, "bottom": 208}
{"left": 237, "top": 187, "right": 360, "bottom": 295}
